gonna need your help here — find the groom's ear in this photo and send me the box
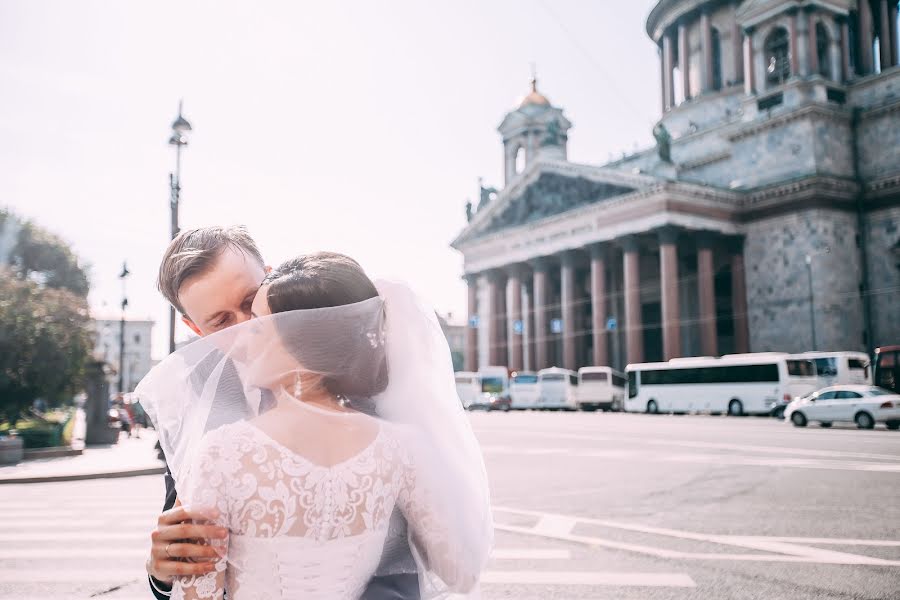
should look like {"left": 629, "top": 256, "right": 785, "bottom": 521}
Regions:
{"left": 181, "top": 315, "right": 203, "bottom": 337}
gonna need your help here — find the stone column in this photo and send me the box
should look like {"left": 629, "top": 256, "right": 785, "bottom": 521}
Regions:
{"left": 789, "top": 9, "right": 802, "bottom": 76}
{"left": 733, "top": 22, "right": 745, "bottom": 84}
{"left": 506, "top": 265, "right": 524, "bottom": 372}
{"left": 663, "top": 30, "right": 676, "bottom": 110}
{"left": 621, "top": 236, "right": 644, "bottom": 365}
{"left": 560, "top": 251, "right": 578, "bottom": 372}
{"left": 484, "top": 272, "right": 501, "bottom": 366}
{"left": 464, "top": 274, "right": 479, "bottom": 371}
{"left": 839, "top": 16, "right": 851, "bottom": 81}
{"left": 531, "top": 258, "right": 550, "bottom": 371}
{"left": 807, "top": 8, "right": 819, "bottom": 76}
{"left": 860, "top": 0, "right": 875, "bottom": 74}
{"left": 729, "top": 239, "right": 750, "bottom": 354}
{"left": 678, "top": 21, "right": 691, "bottom": 101}
{"left": 890, "top": 1, "right": 899, "bottom": 68}
{"left": 658, "top": 227, "right": 682, "bottom": 361}
{"left": 880, "top": 0, "right": 893, "bottom": 69}
{"left": 743, "top": 27, "right": 756, "bottom": 94}
{"left": 829, "top": 20, "right": 844, "bottom": 81}
{"left": 700, "top": 10, "right": 713, "bottom": 93}
{"left": 696, "top": 234, "right": 718, "bottom": 357}
{"left": 590, "top": 244, "right": 609, "bottom": 367}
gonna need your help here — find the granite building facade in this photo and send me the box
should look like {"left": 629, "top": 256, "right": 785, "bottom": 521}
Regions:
{"left": 452, "top": 0, "right": 900, "bottom": 373}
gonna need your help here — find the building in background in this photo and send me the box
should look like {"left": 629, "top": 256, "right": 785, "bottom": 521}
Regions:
{"left": 91, "top": 316, "right": 154, "bottom": 394}
{"left": 438, "top": 312, "right": 467, "bottom": 371}
{"left": 453, "top": 0, "right": 900, "bottom": 373}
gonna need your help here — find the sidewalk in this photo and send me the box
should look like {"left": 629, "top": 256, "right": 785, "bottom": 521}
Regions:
{"left": 0, "top": 430, "right": 166, "bottom": 484}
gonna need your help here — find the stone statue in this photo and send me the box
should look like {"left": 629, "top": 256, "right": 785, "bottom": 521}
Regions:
{"left": 541, "top": 119, "right": 562, "bottom": 147}
{"left": 478, "top": 183, "right": 498, "bottom": 211}
{"left": 465, "top": 199, "right": 473, "bottom": 223}
{"left": 653, "top": 122, "right": 672, "bottom": 163}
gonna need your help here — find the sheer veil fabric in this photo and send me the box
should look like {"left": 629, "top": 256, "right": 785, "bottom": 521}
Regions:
{"left": 134, "top": 280, "right": 493, "bottom": 599}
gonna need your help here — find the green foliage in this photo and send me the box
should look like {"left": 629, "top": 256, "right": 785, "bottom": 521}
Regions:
{"left": 5, "top": 212, "right": 90, "bottom": 298}
{"left": 0, "top": 211, "right": 93, "bottom": 426}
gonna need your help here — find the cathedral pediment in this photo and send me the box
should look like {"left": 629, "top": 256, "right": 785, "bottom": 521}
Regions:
{"left": 455, "top": 162, "right": 657, "bottom": 245}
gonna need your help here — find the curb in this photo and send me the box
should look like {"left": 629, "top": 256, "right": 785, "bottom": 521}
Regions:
{"left": 0, "top": 465, "right": 166, "bottom": 485}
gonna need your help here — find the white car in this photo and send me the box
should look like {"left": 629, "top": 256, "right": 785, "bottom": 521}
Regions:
{"left": 785, "top": 385, "right": 900, "bottom": 430}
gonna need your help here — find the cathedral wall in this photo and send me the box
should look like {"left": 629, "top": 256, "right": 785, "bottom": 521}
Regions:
{"left": 865, "top": 204, "right": 900, "bottom": 348}
{"left": 857, "top": 106, "right": 900, "bottom": 180}
{"left": 744, "top": 208, "right": 864, "bottom": 353}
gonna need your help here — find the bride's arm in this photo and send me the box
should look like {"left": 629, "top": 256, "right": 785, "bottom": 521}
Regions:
{"left": 169, "top": 430, "right": 232, "bottom": 600}
{"left": 393, "top": 431, "right": 493, "bottom": 593}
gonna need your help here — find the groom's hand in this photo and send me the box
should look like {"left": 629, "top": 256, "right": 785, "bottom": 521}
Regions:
{"left": 147, "top": 503, "right": 228, "bottom": 583}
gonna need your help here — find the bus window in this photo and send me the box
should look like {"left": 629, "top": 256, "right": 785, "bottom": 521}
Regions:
{"left": 628, "top": 371, "right": 638, "bottom": 398}
{"left": 569, "top": 374, "right": 578, "bottom": 386}
{"left": 512, "top": 374, "right": 538, "bottom": 384}
{"left": 613, "top": 373, "right": 627, "bottom": 388}
{"left": 812, "top": 358, "right": 837, "bottom": 377}
{"left": 581, "top": 372, "right": 608, "bottom": 382}
{"left": 787, "top": 360, "right": 815, "bottom": 377}
{"left": 481, "top": 377, "right": 504, "bottom": 394}
{"left": 847, "top": 358, "right": 869, "bottom": 379}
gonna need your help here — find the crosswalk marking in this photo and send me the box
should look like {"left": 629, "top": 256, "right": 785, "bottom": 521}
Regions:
{"left": 481, "top": 570, "right": 697, "bottom": 587}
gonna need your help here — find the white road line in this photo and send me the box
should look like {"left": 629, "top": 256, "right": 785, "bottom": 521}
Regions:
{"left": 533, "top": 514, "right": 577, "bottom": 537}
{"left": 491, "top": 548, "right": 572, "bottom": 560}
{"left": 481, "top": 570, "right": 697, "bottom": 587}
{"left": 494, "top": 506, "right": 900, "bottom": 566}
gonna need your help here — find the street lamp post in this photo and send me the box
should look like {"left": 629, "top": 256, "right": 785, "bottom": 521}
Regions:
{"left": 118, "top": 262, "right": 130, "bottom": 395}
{"left": 167, "top": 101, "right": 192, "bottom": 354}
{"left": 804, "top": 247, "right": 831, "bottom": 352}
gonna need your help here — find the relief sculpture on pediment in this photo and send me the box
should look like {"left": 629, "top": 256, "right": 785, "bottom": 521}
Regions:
{"left": 482, "top": 172, "right": 635, "bottom": 234}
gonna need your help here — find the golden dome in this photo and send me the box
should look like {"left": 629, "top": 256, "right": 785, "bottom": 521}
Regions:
{"left": 518, "top": 77, "right": 551, "bottom": 108}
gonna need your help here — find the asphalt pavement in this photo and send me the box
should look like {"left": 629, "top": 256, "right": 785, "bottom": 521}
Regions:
{"left": 1, "top": 411, "right": 898, "bottom": 599}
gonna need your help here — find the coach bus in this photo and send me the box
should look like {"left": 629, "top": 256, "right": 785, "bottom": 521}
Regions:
{"left": 509, "top": 371, "right": 540, "bottom": 409}
{"left": 794, "top": 351, "right": 871, "bottom": 388}
{"left": 874, "top": 346, "right": 900, "bottom": 394}
{"left": 537, "top": 367, "right": 579, "bottom": 410}
{"left": 454, "top": 371, "right": 481, "bottom": 409}
{"left": 624, "top": 353, "right": 818, "bottom": 416}
{"left": 576, "top": 366, "right": 626, "bottom": 412}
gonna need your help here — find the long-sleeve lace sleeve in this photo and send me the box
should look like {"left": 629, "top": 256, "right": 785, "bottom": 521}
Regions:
{"left": 170, "top": 429, "right": 232, "bottom": 600}
{"left": 393, "top": 431, "right": 493, "bottom": 594}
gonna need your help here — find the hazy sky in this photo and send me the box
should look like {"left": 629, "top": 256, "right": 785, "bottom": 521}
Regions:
{"left": 1, "top": 0, "right": 660, "bottom": 359}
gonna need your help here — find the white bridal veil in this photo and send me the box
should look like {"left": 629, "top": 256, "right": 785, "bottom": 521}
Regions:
{"left": 133, "top": 279, "right": 493, "bottom": 598}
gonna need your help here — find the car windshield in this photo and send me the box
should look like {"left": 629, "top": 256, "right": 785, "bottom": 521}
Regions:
{"left": 865, "top": 388, "right": 892, "bottom": 396}
{"left": 482, "top": 377, "right": 504, "bottom": 393}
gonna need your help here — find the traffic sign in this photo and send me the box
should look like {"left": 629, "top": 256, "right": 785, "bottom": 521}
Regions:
{"left": 513, "top": 320, "right": 524, "bottom": 335}
{"left": 550, "top": 318, "right": 563, "bottom": 334}
{"left": 606, "top": 317, "right": 617, "bottom": 331}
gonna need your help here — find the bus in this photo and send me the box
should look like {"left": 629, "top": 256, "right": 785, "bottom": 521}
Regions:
{"left": 509, "top": 371, "right": 540, "bottom": 409}
{"left": 874, "top": 346, "right": 900, "bottom": 394}
{"left": 577, "top": 366, "right": 626, "bottom": 412}
{"left": 537, "top": 367, "right": 579, "bottom": 410}
{"left": 794, "top": 351, "right": 871, "bottom": 388}
{"left": 624, "top": 353, "right": 819, "bottom": 416}
{"left": 454, "top": 371, "right": 481, "bottom": 409}
{"left": 473, "top": 365, "right": 511, "bottom": 411}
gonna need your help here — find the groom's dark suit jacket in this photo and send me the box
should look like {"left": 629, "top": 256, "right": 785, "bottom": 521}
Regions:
{"left": 148, "top": 359, "right": 421, "bottom": 600}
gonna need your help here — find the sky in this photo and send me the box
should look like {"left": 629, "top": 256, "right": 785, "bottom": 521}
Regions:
{"left": 1, "top": 0, "right": 661, "bottom": 360}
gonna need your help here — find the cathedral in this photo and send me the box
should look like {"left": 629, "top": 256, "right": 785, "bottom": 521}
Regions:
{"left": 452, "top": 0, "right": 900, "bottom": 373}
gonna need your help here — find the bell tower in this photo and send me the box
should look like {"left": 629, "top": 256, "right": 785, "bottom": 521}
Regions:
{"left": 497, "top": 73, "right": 572, "bottom": 186}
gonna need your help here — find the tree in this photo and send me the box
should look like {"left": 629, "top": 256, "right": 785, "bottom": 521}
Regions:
{"left": 0, "top": 211, "right": 92, "bottom": 425}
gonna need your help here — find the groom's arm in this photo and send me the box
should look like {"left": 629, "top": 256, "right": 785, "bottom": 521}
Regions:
{"left": 147, "top": 467, "right": 226, "bottom": 598}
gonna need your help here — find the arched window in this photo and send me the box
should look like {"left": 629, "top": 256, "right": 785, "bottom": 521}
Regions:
{"left": 514, "top": 146, "right": 526, "bottom": 174}
{"left": 711, "top": 28, "right": 723, "bottom": 91}
{"left": 816, "top": 22, "right": 831, "bottom": 78}
{"left": 765, "top": 27, "right": 791, "bottom": 86}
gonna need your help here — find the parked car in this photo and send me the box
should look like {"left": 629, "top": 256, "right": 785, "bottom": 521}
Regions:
{"left": 467, "top": 391, "right": 512, "bottom": 412}
{"left": 784, "top": 385, "right": 900, "bottom": 430}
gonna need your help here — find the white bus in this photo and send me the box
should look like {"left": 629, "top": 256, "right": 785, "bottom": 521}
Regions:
{"left": 473, "top": 365, "right": 511, "bottom": 411}
{"left": 454, "top": 371, "right": 481, "bottom": 409}
{"left": 537, "top": 367, "right": 579, "bottom": 410}
{"left": 577, "top": 366, "right": 626, "bottom": 412}
{"left": 624, "top": 353, "right": 819, "bottom": 416}
{"left": 794, "top": 351, "right": 872, "bottom": 388}
{"left": 509, "top": 371, "right": 540, "bottom": 409}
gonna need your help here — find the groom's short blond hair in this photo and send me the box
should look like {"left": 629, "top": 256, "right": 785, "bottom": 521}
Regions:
{"left": 158, "top": 225, "right": 264, "bottom": 315}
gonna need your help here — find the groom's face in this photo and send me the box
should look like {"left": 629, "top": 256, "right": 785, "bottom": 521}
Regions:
{"left": 178, "top": 246, "right": 268, "bottom": 337}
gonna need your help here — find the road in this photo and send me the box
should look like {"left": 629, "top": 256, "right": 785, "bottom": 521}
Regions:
{"left": 1, "top": 412, "right": 898, "bottom": 599}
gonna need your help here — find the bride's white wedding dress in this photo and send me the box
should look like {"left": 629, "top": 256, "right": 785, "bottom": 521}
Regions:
{"left": 171, "top": 405, "right": 476, "bottom": 600}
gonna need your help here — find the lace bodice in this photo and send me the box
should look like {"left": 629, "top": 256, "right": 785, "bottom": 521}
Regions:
{"left": 170, "top": 417, "right": 478, "bottom": 600}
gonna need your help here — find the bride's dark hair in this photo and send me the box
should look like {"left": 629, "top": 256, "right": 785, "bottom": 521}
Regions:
{"left": 262, "top": 252, "right": 387, "bottom": 400}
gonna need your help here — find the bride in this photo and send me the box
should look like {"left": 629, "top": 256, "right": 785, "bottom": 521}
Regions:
{"left": 135, "top": 252, "right": 493, "bottom": 600}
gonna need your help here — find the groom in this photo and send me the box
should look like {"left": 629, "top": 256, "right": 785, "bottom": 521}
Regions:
{"left": 146, "top": 226, "right": 420, "bottom": 600}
